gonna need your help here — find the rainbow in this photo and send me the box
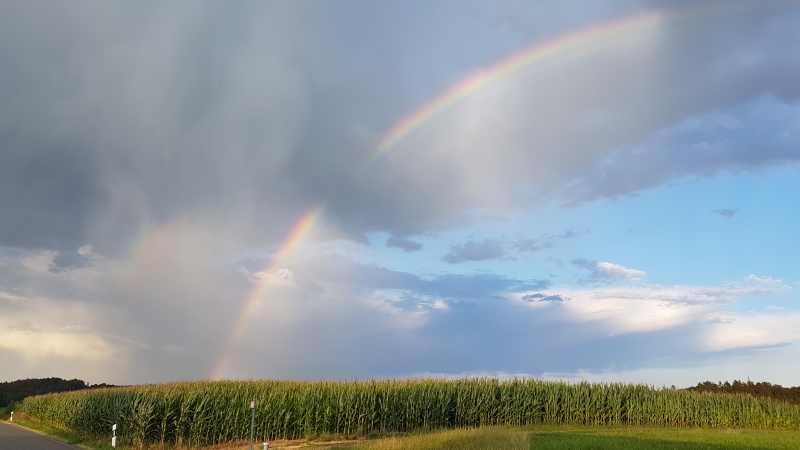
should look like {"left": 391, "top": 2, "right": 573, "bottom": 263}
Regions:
{"left": 205, "top": 2, "right": 773, "bottom": 379}
{"left": 375, "top": 2, "right": 768, "bottom": 155}
{"left": 118, "top": 223, "right": 171, "bottom": 288}
{"left": 210, "top": 205, "right": 325, "bottom": 379}
{"left": 376, "top": 11, "right": 663, "bottom": 154}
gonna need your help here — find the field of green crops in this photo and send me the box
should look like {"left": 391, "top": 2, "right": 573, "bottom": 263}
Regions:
{"left": 17, "top": 378, "right": 800, "bottom": 448}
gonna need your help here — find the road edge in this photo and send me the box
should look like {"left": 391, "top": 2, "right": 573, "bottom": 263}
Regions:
{"left": 0, "top": 419, "right": 105, "bottom": 450}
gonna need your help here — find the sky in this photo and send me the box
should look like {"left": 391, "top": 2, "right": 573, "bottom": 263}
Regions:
{"left": 1, "top": 0, "right": 799, "bottom": 387}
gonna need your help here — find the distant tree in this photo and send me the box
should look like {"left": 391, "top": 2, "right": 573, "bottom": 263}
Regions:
{"left": 686, "top": 380, "right": 800, "bottom": 405}
{"left": 0, "top": 377, "right": 117, "bottom": 407}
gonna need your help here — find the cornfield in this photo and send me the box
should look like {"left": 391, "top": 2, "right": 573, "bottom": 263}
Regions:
{"left": 18, "top": 378, "right": 800, "bottom": 448}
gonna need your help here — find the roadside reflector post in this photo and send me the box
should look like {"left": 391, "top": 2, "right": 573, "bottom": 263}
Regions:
{"left": 263, "top": 442, "right": 269, "bottom": 450}
{"left": 249, "top": 400, "right": 255, "bottom": 450}
{"left": 9, "top": 411, "right": 12, "bottom": 422}
{"left": 111, "top": 423, "right": 117, "bottom": 447}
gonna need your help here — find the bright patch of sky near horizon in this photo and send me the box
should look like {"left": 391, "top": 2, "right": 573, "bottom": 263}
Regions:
{"left": 1, "top": 0, "right": 799, "bottom": 387}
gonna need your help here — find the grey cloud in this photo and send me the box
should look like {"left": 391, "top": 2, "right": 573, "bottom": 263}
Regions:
{"left": 442, "top": 239, "right": 506, "bottom": 264}
{"left": 385, "top": 235, "right": 423, "bottom": 252}
{"left": 49, "top": 251, "right": 93, "bottom": 273}
{"left": 572, "top": 258, "right": 593, "bottom": 269}
{"left": 422, "top": 273, "right": 548, "bottom": 300}
{"left": 5, "top": 321, "right": 41, "bottom": 333}
{"left": 515, "top": 229, "right": 588, "bottom": 252}
{"left": 0, "top": 245, "right": 783, "bottom": 383}
{"left": 210, "top": 253, "right": 565, "bottom": 378}
{"left": 705, "top": 315, "right": 736, "bottom": 325}
{"left": 515, "top": 238, "right": 554, "bottom": 253}
{"left": 522, "top": 293, "right": 566, "bottom": 302}
{"left": 0, "top": 144, "right": 100, "bottom": 251}
{"left": 390, "top": 7, "right": 800, "bottom": 216}
{"left": 2, "top": 235, "right": 254, "bottom": 384}
{"left": 294, "top": 253, "right": 546, "bottom": 301}
{"left": 236, "top": 257, "right": 272, "bottom": 274}
{"left": 227, "top": 253, "right": 699, "bottom": 378}
{"left": 713, "top": 208, "right": 738, "bottom": 218}
{"left": 562, "top": 96, "right": 800, "bottom": 206}
{"left": 59, "top": 325, "right": 90, "bottom": 333}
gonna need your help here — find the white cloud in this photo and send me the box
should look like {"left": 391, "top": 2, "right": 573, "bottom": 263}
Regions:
{"left": 517, "top": 276, "right": 794, "bottom": 339}
{"left": 703, "top": 312, "right": 800, "bottom": 351}
{"left": 541, "top": 344, "right": 800, "bottom": 388}
{"left": 572, "top": 258, "right": 646, "bottom": 283}
{"left": 554, "top": 286, "right": 714, "bottom": 334}
{"left": 251, "top": 268, "right": 295, "bottom": 286}
{"left": 746, "top": 274, "right": 788, "bottom": 287}
{"left": 594, "top": 262, "right": 646, "bottom": 281}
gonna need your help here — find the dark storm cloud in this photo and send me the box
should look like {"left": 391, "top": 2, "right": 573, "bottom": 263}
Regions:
{"left": 2, "top": 1, "right": 800, "bottom": 255}
{"left": 0, "top": 143, "right": 100, "bottom": 250}
{"left": 49, "top": 251, "right": 93, "bottom": 273}
{"left": 713, "top": 208, "right": 738, "bottom": 218}
{"left": 442, "top": 239, "right": 506, "bottom": 264}
{"left": 385, "top": 235, "right": 423, "bottom": 252}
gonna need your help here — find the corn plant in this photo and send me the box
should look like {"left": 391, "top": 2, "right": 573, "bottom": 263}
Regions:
{"left": 18, "top": 378, "right": 800, "bottom": 448}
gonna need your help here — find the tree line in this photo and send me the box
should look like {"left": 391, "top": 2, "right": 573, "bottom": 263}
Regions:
{"left": 686, "top": 380, "right": 800, "bottom": 405}
{"left": 0, "top": 377, "right": 117, "bottom": 407}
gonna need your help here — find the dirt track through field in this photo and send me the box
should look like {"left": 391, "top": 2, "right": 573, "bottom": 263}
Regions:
{"left": 0, "top": 422, "right": 77, "bottom": 450}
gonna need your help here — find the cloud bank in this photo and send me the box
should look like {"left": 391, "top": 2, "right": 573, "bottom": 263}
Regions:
{"left": 1, "top": 1, "right": 799, "bottom": 384}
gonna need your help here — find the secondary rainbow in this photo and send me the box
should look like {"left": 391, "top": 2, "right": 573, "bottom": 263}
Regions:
{"left": 210, "top": 205, "right": 325, "bottom": 379}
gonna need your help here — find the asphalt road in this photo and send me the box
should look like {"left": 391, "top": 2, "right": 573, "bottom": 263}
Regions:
{"left": 0, "top": 422, "right": 78, "bottom": 450}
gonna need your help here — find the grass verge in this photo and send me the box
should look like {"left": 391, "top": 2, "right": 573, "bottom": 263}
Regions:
{"left": 336, "top": 425, "right": 800, "bottom": 450}
{"left": 527, "top": 425, "right": 800, "bottom": 449}
{"left": 5, "top": 419, "right": 800, "bottom": 450}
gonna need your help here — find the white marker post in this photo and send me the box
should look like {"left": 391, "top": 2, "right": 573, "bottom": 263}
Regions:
{"left": 263, "top": 442, "right": 270, "bottom": 450}
{"left": 249, "top": 400, "right": 255, "bottom": 450}
{"left": 9, "top": 411, "right": 12, "bottom": 422}
{"left": 111, "top": 423, "right": 117, "bottom": 447}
